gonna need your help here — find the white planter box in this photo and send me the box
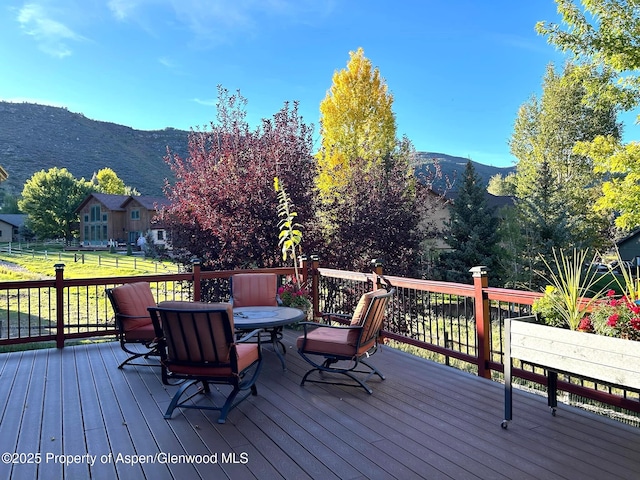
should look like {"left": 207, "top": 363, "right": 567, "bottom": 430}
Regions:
{"left": 502, "top": 316, "right": 640, "bottom": 428}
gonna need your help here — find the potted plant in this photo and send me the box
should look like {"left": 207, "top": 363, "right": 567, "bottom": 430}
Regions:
{"left": 504, "top": 248, "right": 640, "bottom": 426}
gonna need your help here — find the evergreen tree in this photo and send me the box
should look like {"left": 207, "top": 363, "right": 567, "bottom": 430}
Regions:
{"left": 438, "top": 161, "right": 502, "bottom": 285}
{"left": 511, "top": 62, "right": 621, "bottom": 254}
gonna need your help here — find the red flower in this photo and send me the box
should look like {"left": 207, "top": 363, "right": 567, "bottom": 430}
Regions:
{"left": 607, "top": 314, "right": 620, "bottom": 327}
{"left": 607, "top": 289, "right": 616, "bottom": 297}
{"left": 631, "top": 318, "right": 640, "bottom": 330}
{"left": 578, "top": 317, "right": 593, "bottom": 332}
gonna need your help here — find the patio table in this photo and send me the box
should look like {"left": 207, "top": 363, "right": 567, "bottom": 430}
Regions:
{"left": 233, "top": 306, "right": 305, "bottom": 371}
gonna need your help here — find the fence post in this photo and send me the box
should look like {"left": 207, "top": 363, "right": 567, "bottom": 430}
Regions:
{"left": 310, "top": 255, "right": 320, "bottom": 319}
{"left": 55, "top": 263, "right": 65, "bottom": 349}
{"left": 371, "top": 258, "right": 384, "bottom": 290}
{"left": 470, "top": 266, "right": 491, "bottom": 379}
{"left": 192, "top": 258, "right": 201, "bottom": 302}
{"left": 299, "top": 255, "right": 309, "bottom": 286}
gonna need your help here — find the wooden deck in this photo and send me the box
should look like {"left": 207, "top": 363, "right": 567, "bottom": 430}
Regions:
{"left": 1, "top": 330, "right": 640, "bottom": 480}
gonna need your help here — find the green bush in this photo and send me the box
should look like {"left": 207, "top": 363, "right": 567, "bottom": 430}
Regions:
{"left": 532, "top": 286, "right": 566, "bottom": 328}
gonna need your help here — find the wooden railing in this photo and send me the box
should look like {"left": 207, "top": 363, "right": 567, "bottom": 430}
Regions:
{"left": 1, "top": 256, "right": 639, "bottom": 416}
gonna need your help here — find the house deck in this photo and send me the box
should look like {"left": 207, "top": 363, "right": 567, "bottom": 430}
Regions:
{"left": 1, "top": 330, "right": 640, "bottom": 479}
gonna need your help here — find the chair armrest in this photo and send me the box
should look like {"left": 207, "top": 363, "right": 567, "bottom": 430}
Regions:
{"left": 298, "top": 321, "right": 362, "bottom": 337}
{"left": 321, "top": 312, "right": 351, "bottom": 325}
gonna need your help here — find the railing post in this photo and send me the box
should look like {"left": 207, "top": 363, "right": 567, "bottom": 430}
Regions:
{"left": 299, "top": 255, "right": 309, "bottom": 286}
{"left": 470, "top": 266, "right": 491, "bottom": 379}
{"left": 55, "top": 263, "right": 65, "bottom": 349}
{"left": 371, "top": 258, "right": 384, "bottom": 290}
{"left": 310, "top": 255, "right": 320, "bottom": 320}
{"left": 192, "top": 258, "right": 201, "bottom": 302}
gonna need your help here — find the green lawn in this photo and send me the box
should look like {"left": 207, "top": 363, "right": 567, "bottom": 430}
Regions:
{"left": 0, "top": 250, "right": 179, "bottom": 280}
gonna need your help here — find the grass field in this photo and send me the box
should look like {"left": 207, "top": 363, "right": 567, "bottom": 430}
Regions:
{"left": 0, "top": 249, "right": 180, "bottom": 280}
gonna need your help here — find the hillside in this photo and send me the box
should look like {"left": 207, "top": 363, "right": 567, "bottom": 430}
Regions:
{"left": 414, "top": 152, "right": 516, "bottom": 192}
{"left": 0, "top": 102, "right": 188, "bottom": 196}
{"left": 0, "top": 102, "right": 515, "bottom": 197}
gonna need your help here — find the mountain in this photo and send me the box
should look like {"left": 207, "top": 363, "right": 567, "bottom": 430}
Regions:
{"left": 0, "top": 102, "right": 188, "bottom": 196}
{"left": 0, "top": 102, "right": 516, "bottom": 197}
{"left": 413, "top": 152, "right": 516, "bottom": 193}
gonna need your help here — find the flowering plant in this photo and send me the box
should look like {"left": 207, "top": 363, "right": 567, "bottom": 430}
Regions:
{"left": 589, "top": 289, "right": 640, "bottom": 341}
{"left": 278, "top": 279, "right": 311, "bottom": 311}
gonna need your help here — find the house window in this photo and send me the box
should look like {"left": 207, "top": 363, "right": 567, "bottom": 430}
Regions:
{"left": 86, "top": 204, "right": 108, "bottom": 242}
{"left": 131, "top": 210, "right": 140, "bottom": 220}
{"left": 90, "top": 205, "right": 101, "bottom": 222}
{"left": 157, "top": 230, "right": 164, "bottom": 241}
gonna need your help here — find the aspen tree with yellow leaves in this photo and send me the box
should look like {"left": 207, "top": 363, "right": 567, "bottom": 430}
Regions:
{"left": 314, "top": 48, "right": 425, "bottom": 276}
{"left": 316, "top": 47, "right": 398, "bottom": 203}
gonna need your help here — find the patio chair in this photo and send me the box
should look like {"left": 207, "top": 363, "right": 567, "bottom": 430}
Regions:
{"left": 229, "top": 273, "right": 279, "bottom": 307}
{"left": 296, "top": 287, "right": 395, "bottom": 394}
{"left": 148, "top": 301, "right": 263, "bottom": 424}
{"left": 106, "top": 282, "right": 159, "bottom": 369}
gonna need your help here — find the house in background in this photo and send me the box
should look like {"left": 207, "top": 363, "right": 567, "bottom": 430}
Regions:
{"left": 75, "top": 193, "right": 169, "bottom": 248}
{"left": 0, "top": 214, "right": 27, "bottom": 242}
{"left": 616, "top": 229, "right": 640, "bottom": 265}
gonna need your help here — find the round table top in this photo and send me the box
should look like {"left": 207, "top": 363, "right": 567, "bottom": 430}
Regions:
{"left": 233, "top": 306, "right": 306, "bottom": 329}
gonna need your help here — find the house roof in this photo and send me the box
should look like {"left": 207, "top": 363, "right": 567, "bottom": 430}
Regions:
{"left": 0, "top": 214, "right": 26, "bottom": 227}
{"left": 616, "top": 229, "right": 640, "bottom": 247}
{"left": 75, "top": 193, "right": 129, "bottom": 213}
{"left": 121, "top": 195, "right": 170, "bottom": 210}
{"left": 75, "top": 193, "right": 169, "bottom": 213}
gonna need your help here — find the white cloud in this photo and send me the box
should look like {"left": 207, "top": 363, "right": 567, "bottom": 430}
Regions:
{"left": 107, "top": 0, "right": 335, "bottom": 46}
{"left": 17, "top": 3, "right": 86, "bottom": 58}
{"left": 159, "top": 56, "right": 177, "bottom": 69}
{"left": 107, "top": 0, "right": 151, "bottom": 21}
{"left": 192, "top": 98, "right": 217, "bottom": 107}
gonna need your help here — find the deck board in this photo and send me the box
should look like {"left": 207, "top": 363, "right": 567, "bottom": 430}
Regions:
{"left": 1, "top": 330, "right": 640, "bottom": 479}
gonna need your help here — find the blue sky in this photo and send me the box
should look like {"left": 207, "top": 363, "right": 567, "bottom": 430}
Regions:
{"left": 1, "top": 1, "right": 637, "bottom": 168}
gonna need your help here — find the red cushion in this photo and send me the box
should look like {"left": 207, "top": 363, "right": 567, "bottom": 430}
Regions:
{"left": 348, "top": 289, "right": 388, "bottom": 343}
{"left": 111, "top": 282, "right": 156, "bottom": 332}
{"left": 350, "top": 289, "right": 387, "bottom": 326}
{"left": 231, "top": 273, "right": 278, "bottom": 307}
{"left": 123, "top": 322, "right": 156, "bottom": 342}
{"left": 297, "top": 327, "right": 374, "bottom": 357}
{"left": 168, "top": 343, "right": 259, "bottom": 377}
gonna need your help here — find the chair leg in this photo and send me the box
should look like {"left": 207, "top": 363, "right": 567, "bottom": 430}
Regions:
{"left": 118, "top": 352, "right": 146, "bottom": 369}
{"left": 118, "top": 341, "right": 160, "bottom": 369}
{"left": 164, "top": 380, "right": 199, "bottom": 419}
{"left": 299, "top": 355, "right": 384, "bottom": 395}
{"left": 217, "top": 387, "right": 241, "bottom": 424}
{"left": 360, "top": 359, "right": 385, "bottom": 381}
{"left": 342, "top": 371, "right": 374, "bottom": 395}
{"left": 300, "top": 367, "right": 320, "bottom": 387}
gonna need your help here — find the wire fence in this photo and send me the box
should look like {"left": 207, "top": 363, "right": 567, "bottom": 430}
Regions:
{"left": 0, "top": 243, "right": 181, "bottom": 274}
